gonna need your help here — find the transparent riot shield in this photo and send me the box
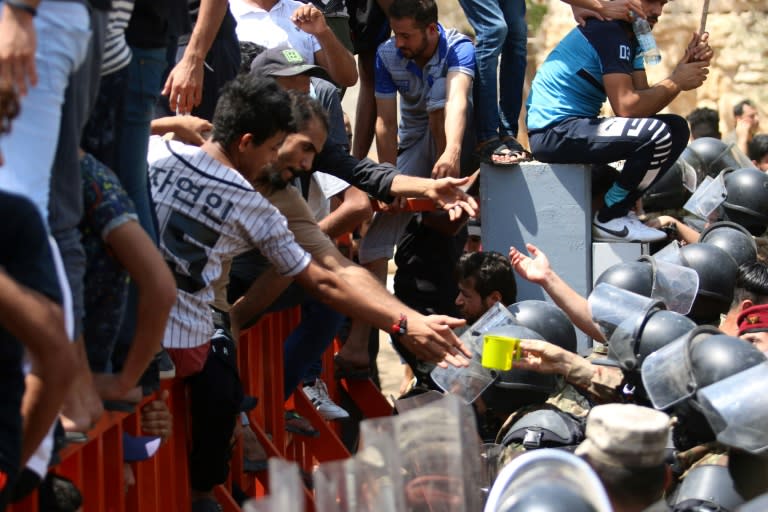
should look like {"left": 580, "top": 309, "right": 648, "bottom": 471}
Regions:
{"left": 243, "top": 458, "right": 303, "bottom": 512}
{"left": 431, "top": 302, "right": 516, "bottom": 403}
{"left": 360, "top": 394, "right": 483, "bottom": 512}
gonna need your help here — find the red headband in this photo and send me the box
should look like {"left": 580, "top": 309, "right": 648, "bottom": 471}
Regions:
{"left": 737, "top": 304, "right": 768, "bottom": 335}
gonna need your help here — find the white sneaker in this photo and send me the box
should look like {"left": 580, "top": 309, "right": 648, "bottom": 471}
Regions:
{"left": 302, "top": 379, "right": 350, "bottom": 420}
{"left": 592, "top": 213, "right": 667, "bottom": 242}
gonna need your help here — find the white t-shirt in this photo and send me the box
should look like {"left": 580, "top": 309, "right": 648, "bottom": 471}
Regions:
{"left": 148, "top": 137, "right": 311, "bottom": 348}
{"left": 229, "top": 0, "right": 321, "bottom": 64}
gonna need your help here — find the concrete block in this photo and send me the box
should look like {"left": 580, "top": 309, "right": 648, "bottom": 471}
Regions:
{"left": 592, "top": 242, "right": 649, "bottom": 285}
{"left": 480, "top": 161, "right": 592, "bottom": 352}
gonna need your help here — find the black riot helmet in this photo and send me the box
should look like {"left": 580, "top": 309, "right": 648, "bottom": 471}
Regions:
{"left": 642, "top": 327, "right": 766, "bottom": 449}
{"left": 595, "top": 261, "right": 654, "bottom": 297}
{"left": 699, "top": 221, "right": 757, "bottom": 267}
{"left": 682, "top": 137, "right": 753, "bottom": 181}
{"left": 671, "top": 464, "right": 745, "bottom": 512}
{"left": 642, "top": 158, "right": 695, "bottom": 212}
{"left": 721, "top": 168, "right": 768, "bottom": 236}
{"left": 507, "top": 300, "right": 577, "bottom": 354}
{"left": 679, "top": 243, "right": 739, "bottom": 324}
{"left": 608, "top": 309, "right": 697, "bottom": 374}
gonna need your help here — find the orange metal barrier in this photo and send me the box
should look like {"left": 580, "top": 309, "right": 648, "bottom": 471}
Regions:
{"left": 8, "top": 308, "right": 393, "bottom": 511}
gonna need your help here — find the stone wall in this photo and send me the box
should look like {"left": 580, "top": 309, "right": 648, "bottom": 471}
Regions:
{"left": 438, "top": 0, "right": 767, "bottom": 142}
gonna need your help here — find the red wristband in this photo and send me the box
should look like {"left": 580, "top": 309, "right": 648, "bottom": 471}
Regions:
{"left": 390, "top": 313, "right": 407, "bottom": 337}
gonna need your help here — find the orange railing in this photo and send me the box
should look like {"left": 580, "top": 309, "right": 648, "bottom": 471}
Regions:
{"left": 8, "top": 308, "right": 393, "bottom": 511}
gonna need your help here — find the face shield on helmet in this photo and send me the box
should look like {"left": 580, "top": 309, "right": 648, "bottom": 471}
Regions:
{"left": 683, "top": 172, "right": 728, "bottom": 222}
{"left": 589, "top": 283, "right": 662, "bottom": 341}
{"left": 483, "top": 449, "right": 612, "bottom": 512}
{"left": 639, "top": 255, "right": 699, "bottom": 315}
{"left": 642, "top": 327, "right": 766, "bottom": 411}
{"left": 682, "top": 137, "right": 755, "bottom": 181}
{"left": 607, "top": 307, "right": 697, "bottom": 375}
{"left": 641, "top": 157, "right": 697, "bottom": 212}
{"left": 430, "top": 302, "right": 516, "bottom": 404}
{"left": 697, "top": 361, "right": 768, "bottom": 455}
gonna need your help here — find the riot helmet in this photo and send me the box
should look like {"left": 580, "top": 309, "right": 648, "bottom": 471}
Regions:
{"left": 608, "top": 308, "right": 697, "bottom": 375}
{"left": 642, "top": 157, "right": 697, "bottom": 212}
{"left": 699, "top": 221, "right": 757, "bottom": 267}
{"left": 642, "top": 327, "right": 766, "bottom": 449}
{"left": 682, "top": 137, "right": 754, "bottom": 181}
{"left": 507, "top": 300, "right": 577, "bottom": 353}
{"left": 595, "top": 261, "right": 654, "bottom": 297}
{"left": 484, "top": 449, "right": 612, "bottom": 512}
{"left": 671, "top": 464, "right": 745, "bottom": 512}
{"left": 721, "top": 167, "right": 768, "bottom": 236}
{"left": 595, "top": 257, "right": 699, "bottom": 315}
{"left": 499, "top": 407, "right": 585, "bottom": 451}
{"left": 642, "top": 326, "right": 766, "bottom": 412}
{"left": 679, "top": 243, "right": 739, "bottom": 324}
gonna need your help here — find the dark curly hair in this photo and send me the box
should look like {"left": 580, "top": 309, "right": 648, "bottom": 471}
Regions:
{"left": 211, "top": 75, "right": 296, "bottom": 148}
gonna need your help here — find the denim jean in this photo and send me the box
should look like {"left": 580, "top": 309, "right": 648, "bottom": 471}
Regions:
{"left": 457, "top": 0, "right": 527, "bottom": 142}
{"left": 0, "top": 1, "right": 91, "bottom": 220}
{"left": 282, "top": 298, "right": 345, "bottom": 400}
{"left": 110, "top": 47, "right": 167, "bottom": 386}
{"left": 117, "top": 47, "right": 167, "bottom": 243}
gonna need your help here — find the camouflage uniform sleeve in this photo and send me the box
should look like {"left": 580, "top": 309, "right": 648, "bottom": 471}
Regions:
{"left": 564, "top": 357, "right": 624, "bottom": 403}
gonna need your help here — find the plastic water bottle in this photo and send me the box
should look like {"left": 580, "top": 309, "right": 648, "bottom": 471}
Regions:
{"left": 632, "top": 15, "right": 662, "bottom": 65}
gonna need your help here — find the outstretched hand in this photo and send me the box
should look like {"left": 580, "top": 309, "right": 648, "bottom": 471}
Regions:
{"left": 513, "top": 339, "right": 572, "bottom": 375}
{"left": 400, "top": 314, "right": 472, "bottom": 367}
{"left": 508, "top": 243, "right": 551, "bottom": 285}
{"left": 424, "top": 176, "right": 479, "bottom": 220}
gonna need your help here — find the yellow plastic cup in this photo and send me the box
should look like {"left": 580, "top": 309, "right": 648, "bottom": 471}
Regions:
{"left": 481, "top": 335, "right": 522, "bottom": 371}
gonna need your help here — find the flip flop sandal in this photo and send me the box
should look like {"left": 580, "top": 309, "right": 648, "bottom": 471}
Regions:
{"left": 284, "top": 410, "right": 319, "bottom": 437}
{"left": 500, "top": 136, "right": 533, "bottom": 164}
{"left": 333, "top": 354, "right": 371, "bottom": 380}
{"left": 474, "top": 139, "right": 521, "bottom": 167}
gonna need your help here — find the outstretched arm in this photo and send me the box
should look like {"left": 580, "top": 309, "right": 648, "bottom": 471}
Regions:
{"left": 509, "top": 244, "right": 605, "bottom": 342}
{"left": 294, "top": 259, "right": 471, "bottom": 366}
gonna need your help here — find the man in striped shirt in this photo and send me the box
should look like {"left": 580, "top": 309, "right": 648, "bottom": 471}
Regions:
{"left": 150, "top": 75, "right": 471, "bottom": 510}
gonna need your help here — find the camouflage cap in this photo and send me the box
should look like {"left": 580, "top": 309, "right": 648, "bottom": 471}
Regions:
{"left": 575, "top": 403, "right": 670, "bottom": 467}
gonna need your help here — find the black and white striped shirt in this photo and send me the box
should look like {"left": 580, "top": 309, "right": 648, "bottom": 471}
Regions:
{"left": 102, "top": 0, "right": 136, "bottom": 75}
{"left": 148, "top": 137, "right": 311, "bottom": 349}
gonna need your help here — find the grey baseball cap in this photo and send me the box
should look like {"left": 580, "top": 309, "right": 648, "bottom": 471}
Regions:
{"left": 250, "top": 45, "right": 333, "bottom": 83}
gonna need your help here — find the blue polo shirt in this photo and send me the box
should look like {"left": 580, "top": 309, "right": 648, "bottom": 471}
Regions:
{"left": 374, "top": 23, "right": 475, "bottom": 150}
{"left": 526, "top": 19, "right": 645, "bottom": 131}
